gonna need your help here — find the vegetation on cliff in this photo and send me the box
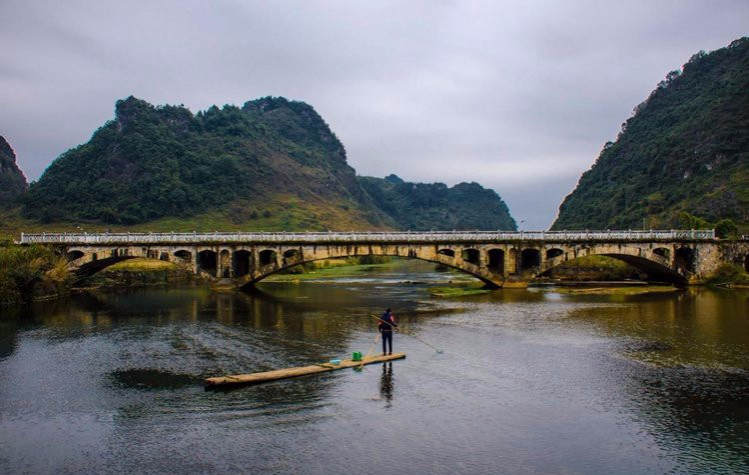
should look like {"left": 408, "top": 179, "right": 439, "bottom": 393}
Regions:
{"left": 358, "top": 174, "right": 517, "bottom": 230}
{"left": 553, "top": 37, "right": 749, "bottom": 231}
{"left": 23, "top": 96, "right": 388, "bottom": 230}
{"left": 18, "top": 96, "right": 517, "bottom": 232}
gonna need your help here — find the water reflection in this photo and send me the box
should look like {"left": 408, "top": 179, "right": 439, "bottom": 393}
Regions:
{"left": 1, "top": 261, "right": 748, "bottom": 474}
{"left": 556, "top": 287, "right": 749, "bottom": 473}
{"left": 563, "top": 288, "right": 749, "bottom": 368}
{"left": 380, "top": 362, "right": 395, "bottom": 408}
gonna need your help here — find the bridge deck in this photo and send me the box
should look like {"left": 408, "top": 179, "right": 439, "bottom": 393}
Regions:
{"left": 19, "top": 230, "right": 717, "bottom": 245}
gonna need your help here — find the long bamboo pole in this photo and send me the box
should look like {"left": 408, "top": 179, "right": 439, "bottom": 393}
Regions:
{"left": 370, "top": 314, "right": 444, "bottom": 353}
{"left": 205, "top": 353, "right": 405, "bottom": 388}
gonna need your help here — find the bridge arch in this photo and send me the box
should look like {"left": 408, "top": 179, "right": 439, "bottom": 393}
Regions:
{"left": 198, "top": 250, "right": 218, "bottom": 276}
{"left": 520, "top": 248, "right": 541, "bottom": 272}
{"left": 234, "top": 250, "right": 251, "bottom": 277}
{"left": 73, "top": 255, "right": 138, "bottom": 280}
{"left": 487, "top": 248, "right": 504, "bottom": 274}
{"left": 259, "top": 249, "right": 277, "bottom": 266}
{"left": 539, "top": 244, "right": 688, "bottom": 285}
{"left": 174, "top": 250, "right": 192, "bottom": 263}
{"left": 283, "top": 249, "right": 300, "bottom": 259}
{"left": 461, "top": 248, "right": 480, "bottom": 265}
{"left": 67, "top": 250, "right": 85, "bottom": 262}
{"left": 674, "top": 246, "right": 696, "bottom": 275}
{"left": 239, "top": 248, "right": 504, "bottom": 289}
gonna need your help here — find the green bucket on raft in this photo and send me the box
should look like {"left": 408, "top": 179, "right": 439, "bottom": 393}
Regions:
{"left": 352, "top": 351, "right": 363, "bottom": 362}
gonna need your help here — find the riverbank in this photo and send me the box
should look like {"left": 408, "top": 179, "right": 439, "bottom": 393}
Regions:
{"left": 0, "top": 244, "right": 71, "bottom": 305}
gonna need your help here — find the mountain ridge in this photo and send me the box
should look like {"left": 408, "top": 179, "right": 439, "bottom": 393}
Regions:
{"left": 17, "top": 96, "right": 516, "bottom": 232}
{"left": 552, "top": 37, "right": 749, "bottom": 231}
{"left": 359, "top": 175, "right": 516, "bottom": 231}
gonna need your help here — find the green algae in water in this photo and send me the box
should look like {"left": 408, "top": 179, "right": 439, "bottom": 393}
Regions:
{"left": 428, "top": 286, "right": 492, "bottom": 298}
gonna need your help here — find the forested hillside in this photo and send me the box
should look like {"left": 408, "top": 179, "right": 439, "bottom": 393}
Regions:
{"left": 19, "top": 97, "right": 517, "bottom": 232}
{"left": 553, "top": 37, "right": 749, "bottom": 231}
{"left": 359, "top": 174, "right": 516, "bottom": 230}
{"left": 23, "top": 96, "right": 388, "bottom": 229}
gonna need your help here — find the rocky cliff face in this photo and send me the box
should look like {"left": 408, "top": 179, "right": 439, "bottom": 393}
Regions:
{"left": 0, "top": 136, "right": 28, "bottom": 204}
{"left": 553, "top": 37, "right": 749, "bottom": 230}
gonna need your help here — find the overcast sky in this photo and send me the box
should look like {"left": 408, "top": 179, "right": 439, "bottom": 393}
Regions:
{"left": 1, "top": 1, "right": 747, "bottom": 229}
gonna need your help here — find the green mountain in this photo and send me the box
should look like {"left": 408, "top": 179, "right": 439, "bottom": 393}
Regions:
{"left": 23, "top": 96, "right": 388, "bottom": 229}
{"left": 0, "top": 136, "right": 28, "bottom": 205}
{"left": 358, "top": 174, "right": 516, "bottom": 230}
{"left": 553, "top": 37, "right": 749, "bottom": 231}
{"left": 21, "top": 97, "right": 516, "bottom": 231}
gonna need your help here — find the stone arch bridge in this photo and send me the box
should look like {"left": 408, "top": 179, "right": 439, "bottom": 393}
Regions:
{"left": 19, "top": 230, "right": 749, "bottom": 288}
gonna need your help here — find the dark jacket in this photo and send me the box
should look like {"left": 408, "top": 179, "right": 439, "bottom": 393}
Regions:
{"left": 379, "top": 312, "right": 397, "bottom": 332}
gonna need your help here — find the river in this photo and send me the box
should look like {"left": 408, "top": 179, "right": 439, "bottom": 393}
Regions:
{"left": 1, "top": 260, "right": 747, "bottom": 474}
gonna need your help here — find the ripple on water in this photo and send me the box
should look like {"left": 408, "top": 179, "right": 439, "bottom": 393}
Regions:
{"left": 2, "top": 279, "right": 748, "bottom": 475}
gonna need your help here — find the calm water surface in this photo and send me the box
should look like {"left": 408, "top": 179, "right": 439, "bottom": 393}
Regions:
{"left": 1, "top": 261, "right": 748, "bottom": 474}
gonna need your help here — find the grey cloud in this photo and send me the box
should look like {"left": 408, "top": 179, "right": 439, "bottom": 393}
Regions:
{"left": 1, "top": 0, "right": 747, "bottom": 228}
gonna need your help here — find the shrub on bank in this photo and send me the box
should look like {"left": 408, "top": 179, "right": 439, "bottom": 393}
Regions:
{"left": 0, "top": 245, "right": 71, "bottom": 305}
{"left": 705, "top": 264, "right": 749, "bottom": 286}
{"left": 356, "top": 255, "right": 391, "bottom": 265}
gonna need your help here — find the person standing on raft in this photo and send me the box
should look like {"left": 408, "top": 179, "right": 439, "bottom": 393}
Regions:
{"left": 379, "top": 308, "right": 398, "bottom": 355}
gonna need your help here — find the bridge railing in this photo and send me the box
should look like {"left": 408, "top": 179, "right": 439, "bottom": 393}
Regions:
{"left": 18, "top": 229, "right": 717, "bottom": 245}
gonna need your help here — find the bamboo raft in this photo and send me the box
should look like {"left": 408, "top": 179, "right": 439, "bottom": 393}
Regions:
{"left": 205, "top": 353, "right": 406, "bottom": 388}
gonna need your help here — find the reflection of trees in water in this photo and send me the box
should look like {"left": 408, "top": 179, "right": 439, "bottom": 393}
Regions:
{"left": 565, "top": 288, "right": 748, "bottom": 368}
{"left": 0, "top": 320, "right": 19, "bottom": 359}
{"left": 1, "top": 297, "right": 104, "bottom": 358}
{"left": 4, "top": 286, "right": 375, "bottom": 358}
{"left": 563, "top": 288, "right": 749, "bottom": 472}
{"left": 463, "top": 288, "right": 548, "bottom": 304}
